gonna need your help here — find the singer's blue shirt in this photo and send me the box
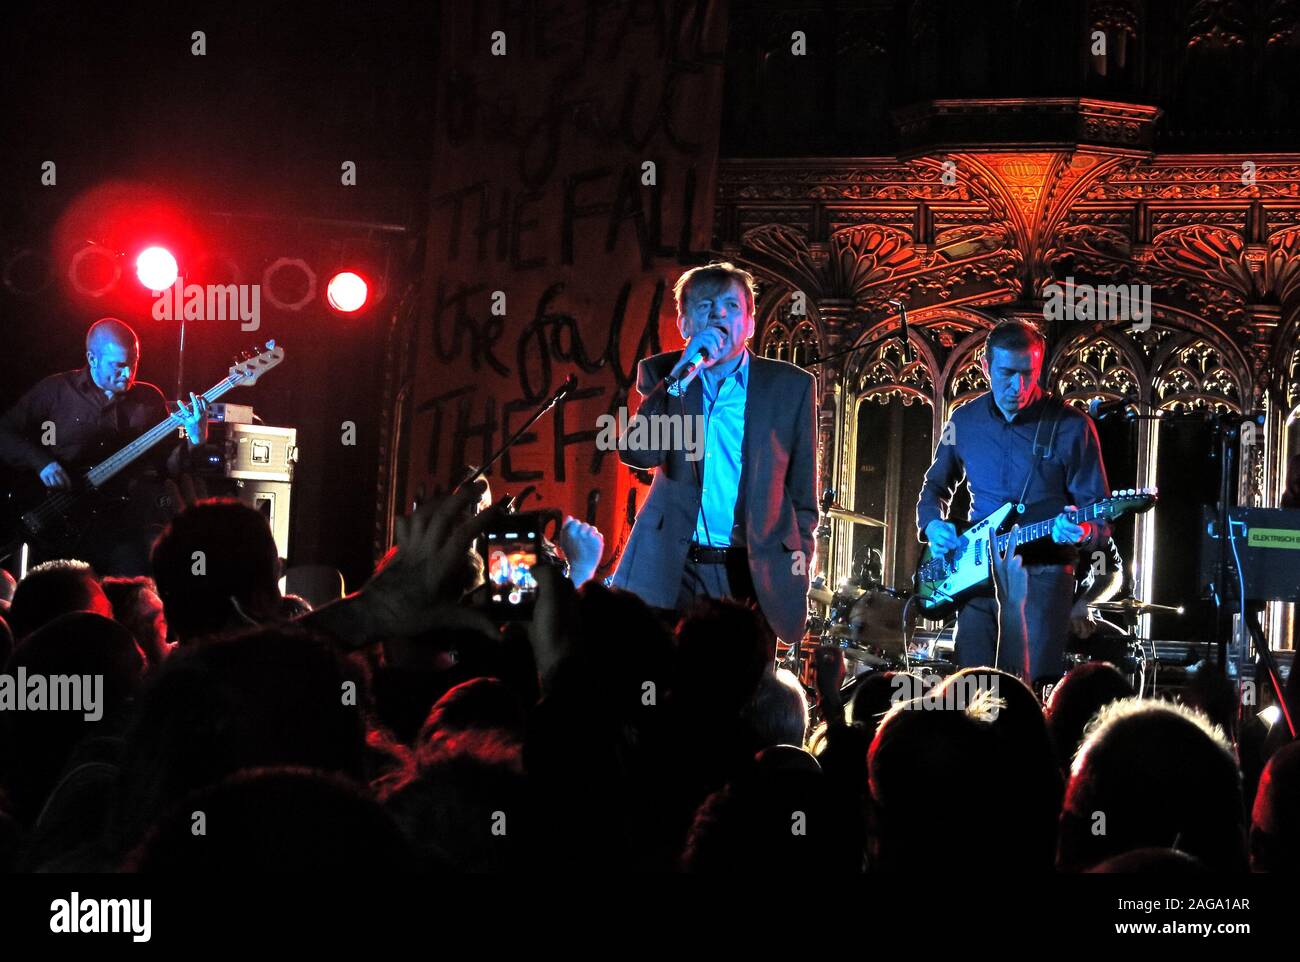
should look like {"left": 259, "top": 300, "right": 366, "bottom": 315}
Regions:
{"left": 694, "top": 349, "right": 749, "bottom": 547}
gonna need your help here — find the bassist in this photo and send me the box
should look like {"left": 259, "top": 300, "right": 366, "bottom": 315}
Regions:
{"left": 0, "top": 318, "right": 208, "bottom": 576}
{"left": 916, "top": 320, "right": 1110, "bottom": 689}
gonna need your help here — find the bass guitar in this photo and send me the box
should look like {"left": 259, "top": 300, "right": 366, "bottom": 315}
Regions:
{"left": 1, "top": 341, "right": 284, "bottom": 564}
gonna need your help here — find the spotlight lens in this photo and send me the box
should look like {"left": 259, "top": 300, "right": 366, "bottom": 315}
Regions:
{"left": 136, "top": 247, "right": 178, "bottom": 291}
{"left": 327, "top": 271, "right": 368, "bottom": 313}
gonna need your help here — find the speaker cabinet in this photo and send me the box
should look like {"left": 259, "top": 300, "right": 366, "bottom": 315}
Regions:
{"left": 231, "top": 478, "right": 293, "bottom": 561}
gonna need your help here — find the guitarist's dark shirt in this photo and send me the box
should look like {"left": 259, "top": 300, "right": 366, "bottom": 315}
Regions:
{"left": 0, "top": 367, "right": 171, "bottom": 478}
{"left": 917, "top": 392, "right": 1110, "bottom": 565}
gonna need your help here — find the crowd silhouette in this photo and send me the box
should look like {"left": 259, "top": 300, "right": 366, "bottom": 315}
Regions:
{"left": 0, "top": 484, "right": 1295, "bottom": 873}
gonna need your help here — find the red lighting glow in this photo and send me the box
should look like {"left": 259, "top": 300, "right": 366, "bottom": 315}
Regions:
{"left": 326, "top": 271, "right": 369, "bottom": 313}
{"left": 136, "top": 246, "right": 179, "bottom": 291}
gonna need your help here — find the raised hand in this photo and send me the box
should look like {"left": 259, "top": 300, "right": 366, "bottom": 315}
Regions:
{"left": 366, "top": 481, "right": 502, "bottom": 625}
{"left": 305, "top": 480, "right": 505, "bottom": 646}
{"left": 528, "top": 562, "right": 580, "bottom": 692}
{"left": 989, "top": 523, "right": 1029, "bottom": 664}
{"left": 989, "top": 523, "right": 1028, "bottom": 606}
{"left": 559, "top": 516, "right": 604, "bottom": 585}
{"left": 813, "top": 645, "right": 847, "bottom": 723}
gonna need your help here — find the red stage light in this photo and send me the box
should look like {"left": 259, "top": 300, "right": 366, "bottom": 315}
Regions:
{"left": 136, "top": 246, "right": 179, "bottom": 291}
{"left": 326, "top": 271, "right": 369, "bottom": 313}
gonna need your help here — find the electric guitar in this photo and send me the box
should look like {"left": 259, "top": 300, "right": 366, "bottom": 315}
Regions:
{"left": 1, "top": 341, "right": 285, "bottom": 564}
{"left": 912, "top": 488, "right": 1158, "bottom": 619}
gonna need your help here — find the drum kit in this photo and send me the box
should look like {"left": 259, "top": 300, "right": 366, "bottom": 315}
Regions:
{"left": 784, "top": 500, "right": 957, "bottom": 698}
{"left": 1064, "top": 597, "right": 1184, "bottom": 698}
{"left": 785, "top": 498, "right": 1184, "bottom": 703}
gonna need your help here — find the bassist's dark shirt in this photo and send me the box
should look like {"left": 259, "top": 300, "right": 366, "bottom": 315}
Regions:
{"left": 0, "top": 367, "right": 172, "bottom": 479}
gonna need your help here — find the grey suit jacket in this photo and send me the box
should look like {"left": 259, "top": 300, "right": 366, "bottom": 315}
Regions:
{"left": 609, "top": 350, "right": 818, "bottom": 641}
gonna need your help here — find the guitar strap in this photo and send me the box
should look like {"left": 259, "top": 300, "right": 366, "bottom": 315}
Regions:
{"left": 1014, "top": 395, "right": 1063, "bottom": 513}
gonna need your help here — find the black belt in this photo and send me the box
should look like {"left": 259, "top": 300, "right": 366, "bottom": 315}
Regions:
{"left": 687, "top": 543, "right": 747, "bottom": 564}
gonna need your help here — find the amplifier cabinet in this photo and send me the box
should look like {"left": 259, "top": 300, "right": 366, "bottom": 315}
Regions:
{"left": 218, "top": 423, "right": 298, "bottom": 482}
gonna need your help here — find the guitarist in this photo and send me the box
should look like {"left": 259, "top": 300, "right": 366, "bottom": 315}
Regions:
{"left": 0, "top": 317, "right": 208, "bottom": 576}
{"left": 916, "top": 320, "right": 1110, "bottom": 690}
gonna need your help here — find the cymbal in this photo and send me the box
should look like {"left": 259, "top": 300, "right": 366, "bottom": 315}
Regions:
{"left": 827, "top": 504, "right": 887, "bottom": 528}
{"left": 1088, "top": 598, "right": 1185, "bottom": 616}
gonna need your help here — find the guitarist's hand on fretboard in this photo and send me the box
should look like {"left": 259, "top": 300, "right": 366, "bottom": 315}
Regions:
{"left": 1050, "top": 505, "right": 1091, "bottom": 545}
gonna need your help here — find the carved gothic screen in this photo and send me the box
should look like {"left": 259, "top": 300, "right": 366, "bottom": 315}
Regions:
{"left": 758, "top": 290, "right": 822, "bottom": 366}
{"left": 719, "top": 136, "right": 1300, "bottom": 650}
{"left": 845, "top": 340, "right": 933, "bottom": 588}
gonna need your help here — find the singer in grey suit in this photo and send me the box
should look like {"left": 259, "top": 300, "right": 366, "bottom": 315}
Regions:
{"left": 610, "top": 263, "right": 818, "bottom": 643}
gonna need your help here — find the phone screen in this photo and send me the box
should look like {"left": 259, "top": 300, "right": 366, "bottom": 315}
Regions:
{"left": 484, "top": 527, "right": 539, "bottom": 610}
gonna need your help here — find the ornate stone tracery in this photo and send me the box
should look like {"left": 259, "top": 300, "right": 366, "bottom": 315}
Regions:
{"left": 1052, "top": 333, "right": 1143, "bottom": 411}
{"left": 1153, "top": 338, "right": 1244, "bottom": 414}
{"left": 719, "top": 120, "right": 1300, "bottom": 602}
{"left": 849, "top": 338, "right": 932, "bottom": 407}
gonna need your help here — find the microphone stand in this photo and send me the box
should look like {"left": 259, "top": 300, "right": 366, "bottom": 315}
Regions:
{"left": 453, "top": 374, "right": 578, "bottom": 492}
{"left": 1101, "top": 407, "right": 1273, "bottom": 689}
{"left": 799, "top": 321, "right": 912, "bottom": 370}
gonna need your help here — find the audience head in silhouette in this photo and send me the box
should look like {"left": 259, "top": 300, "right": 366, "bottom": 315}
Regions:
{"left": 150, "top": 499, "right": 281, "bottom": 643}
{"left": 1059, "top": 699, "right": 1247, "bottom": 872}
{"left": 6, "top": 560, "right": 112, "bottom": 642}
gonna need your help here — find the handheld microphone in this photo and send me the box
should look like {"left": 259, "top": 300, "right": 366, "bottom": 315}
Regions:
{"left": 889, "top": 299, "right": 914, "bottom": 363}
{"left": 665, "top": 325, "right": 726, "bottom": 389}
{"left": 665, "top": 345, "right": 710, "bottom": 387}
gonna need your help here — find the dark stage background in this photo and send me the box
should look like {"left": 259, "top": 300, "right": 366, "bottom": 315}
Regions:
{"left": 2, "top": 1, "right": 438, "bottom": 590}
